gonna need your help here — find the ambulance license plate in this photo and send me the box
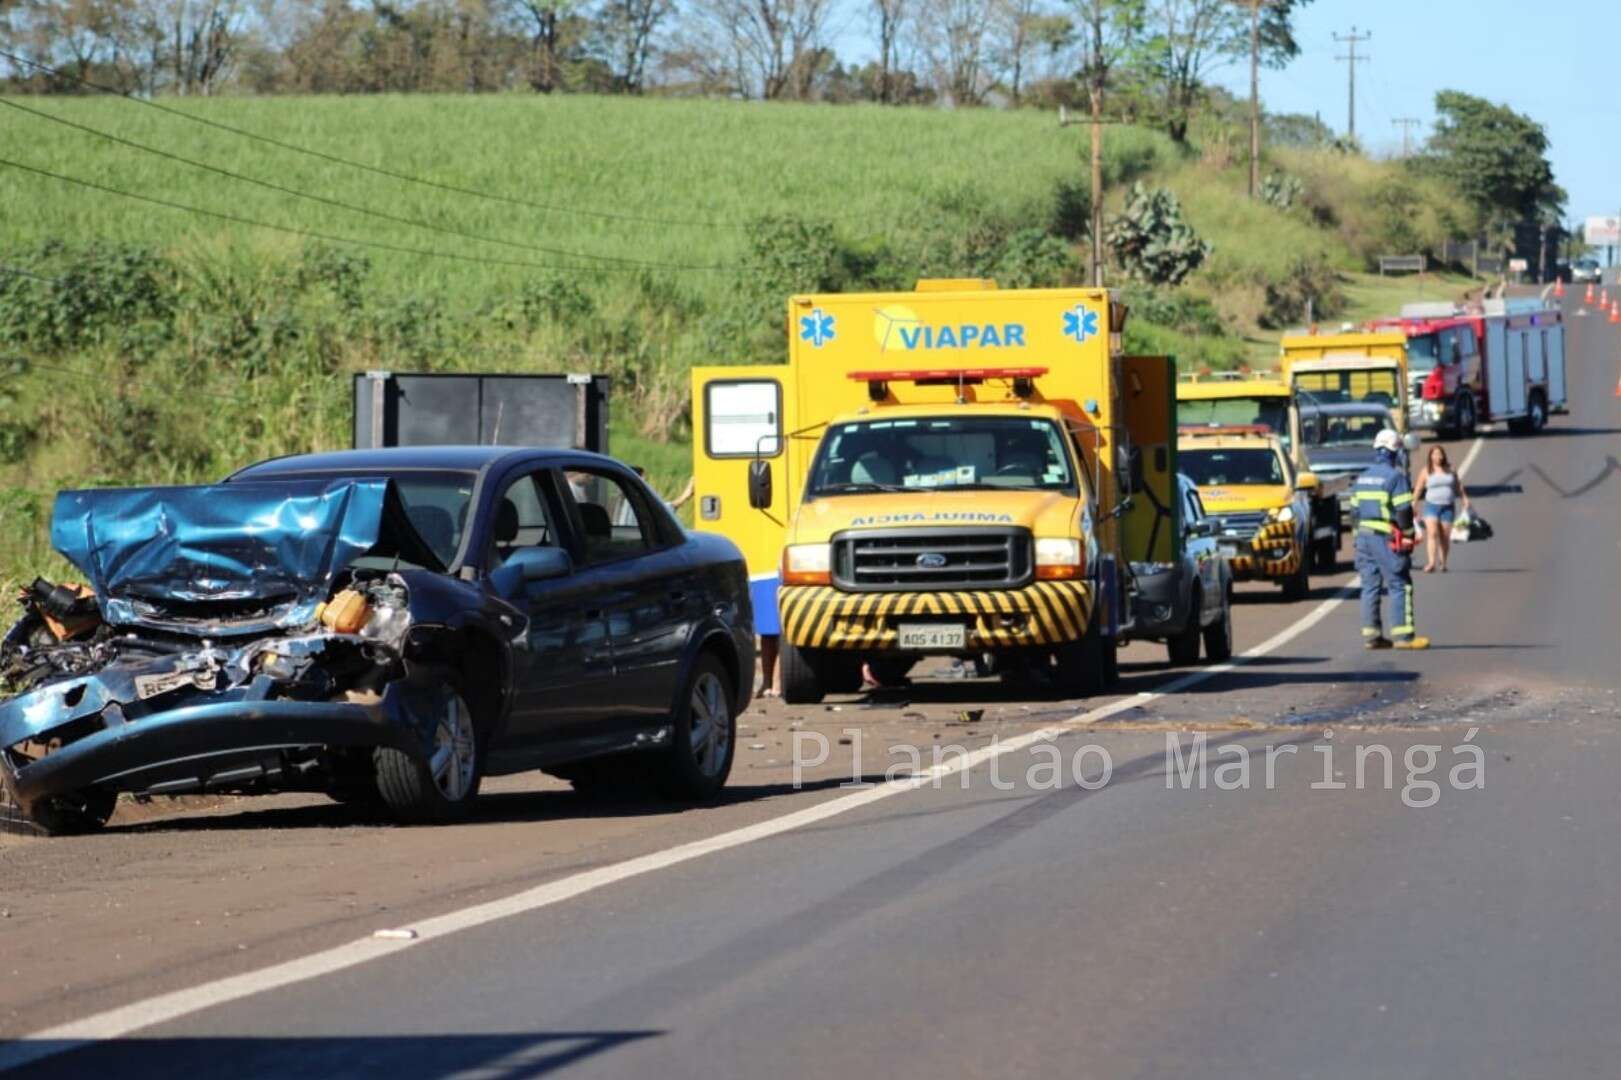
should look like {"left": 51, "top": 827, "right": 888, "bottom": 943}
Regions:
{"left": 897, "top": 624, "right": 966, "bottom": 650}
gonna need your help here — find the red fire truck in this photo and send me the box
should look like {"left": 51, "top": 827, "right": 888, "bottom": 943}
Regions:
{"left": 1374, "top": 298, "right": 1566, "bottom": 438}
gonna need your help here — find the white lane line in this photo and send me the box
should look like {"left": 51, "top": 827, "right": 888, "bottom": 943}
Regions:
{"left": 0, "top": 581, "right": 1356, "bottom": 1071}
{"left": 1458, "top": 435, "right": 1486, "bottom": 476}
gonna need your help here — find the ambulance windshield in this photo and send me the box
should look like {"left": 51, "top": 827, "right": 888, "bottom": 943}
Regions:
{"left": 807, "top": 417, "right": 1076, "bottom": 496}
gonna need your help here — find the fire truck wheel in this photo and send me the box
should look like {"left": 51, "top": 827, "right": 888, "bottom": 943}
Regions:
{"left": 1457, "top": 392, "right": 1477, "bottom": 439}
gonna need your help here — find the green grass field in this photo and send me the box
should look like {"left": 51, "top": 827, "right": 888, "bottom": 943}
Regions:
{"left": 2, "top": 94, "right": 1177, "bottom": 303}
{"left": 0, "top": 93, "right": 1471, "bottom": 586}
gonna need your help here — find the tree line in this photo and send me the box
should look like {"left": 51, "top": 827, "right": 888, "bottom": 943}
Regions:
{"left": 2, "top": 0, "right": 1307, "bottom": 138}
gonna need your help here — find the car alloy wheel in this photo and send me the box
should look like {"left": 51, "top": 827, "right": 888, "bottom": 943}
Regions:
{"left": 688, "top": 669, "right": 732, "bottom": 779}
{"left": 429, "top": 693, "right": 478, "bottom": 802}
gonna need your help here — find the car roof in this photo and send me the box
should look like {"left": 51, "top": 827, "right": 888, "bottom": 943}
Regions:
{"left": 229, "top": 445, "right": 625, "bottom": 480}
{"left": 829, "top": 402, "right": 1068, "bottom": 425}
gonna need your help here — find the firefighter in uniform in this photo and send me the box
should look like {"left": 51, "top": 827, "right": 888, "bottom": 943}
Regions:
{"left": 1353, "top": 429, "right": 1429, "bottom": 650}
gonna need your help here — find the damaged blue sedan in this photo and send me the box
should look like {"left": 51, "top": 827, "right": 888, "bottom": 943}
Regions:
{"left": 0, "top": 447, "right": 753, "bottom": 834}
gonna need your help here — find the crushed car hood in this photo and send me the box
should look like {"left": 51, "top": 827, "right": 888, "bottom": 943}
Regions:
{"left": 52, "top": 479, "right": 443, "bottom": 636}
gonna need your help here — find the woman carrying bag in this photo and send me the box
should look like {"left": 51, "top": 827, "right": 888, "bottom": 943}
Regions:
{"left": 1415, "top": 445, "right": 1471, "bottom": 573}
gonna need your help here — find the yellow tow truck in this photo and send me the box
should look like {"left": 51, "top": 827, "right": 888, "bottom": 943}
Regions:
{"left": 1279, "top": 329, "right": 1410, "bottom": 433}
{"left": 1176, "top": 370, "right": 1347, "bottom": 571}
{"left": 691, "top": 280, "right": 1178, "bottom": 702}
{"left": 1176, "top": 425, "right": 1318, "bottom": 601}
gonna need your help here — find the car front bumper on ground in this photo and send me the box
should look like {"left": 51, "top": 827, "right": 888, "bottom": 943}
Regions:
{"left": 0, "top": 678, "right": 425, "bottom": 813}
{"left": 778, "top": 581, "right": 1094, "bottom": 653}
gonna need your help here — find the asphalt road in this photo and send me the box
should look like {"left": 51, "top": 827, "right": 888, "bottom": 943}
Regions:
{"left": 3, "top": 289, "right": 1619, "bottom": 1077}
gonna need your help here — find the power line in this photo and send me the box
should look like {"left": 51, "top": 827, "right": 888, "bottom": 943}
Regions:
{"left": 1333, "top": 26, "right": 1371, "bottom": 141}
{"left": 0, "top": 155, "right": 749, "bottom": 276}
{"left": 0, "top": 96, "right": 743, "bottom": 273}
{"left": 0, "top": 50, "right": 771, "bottom": 232}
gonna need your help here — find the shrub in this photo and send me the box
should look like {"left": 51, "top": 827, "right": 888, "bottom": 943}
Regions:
{"left": 996, "top": 230, "right": 1081, "bottom": 288}
{"left": 1105, "top": 184, "right": 1211, "bottom": 286}
{"left": 1260, "top": 256, "right": 1347, "bottom": 329}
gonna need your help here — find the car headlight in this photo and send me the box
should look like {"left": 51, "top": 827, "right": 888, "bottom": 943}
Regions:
{"left": 1273, "top": 505, "right": 1295, "bottom": 524}
{"left": 1035, "top": 537, "right": 1083, "bottom": 580}
{"left": 782, "top": 543, "right": 831, "bottom": 585}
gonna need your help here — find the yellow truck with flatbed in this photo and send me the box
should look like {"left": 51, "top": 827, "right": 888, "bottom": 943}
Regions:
{"left": 1176, "top": 425, "right": 1319, "bottom": 601}
{"left": 1279, "top": 329, "right": 1410, "bottom": 434}
{"left": 1176, "top": 371, "right": 1346, "bottom": 572}
{"left": 691, "top": 280, "right": 1180, "bottom": 702}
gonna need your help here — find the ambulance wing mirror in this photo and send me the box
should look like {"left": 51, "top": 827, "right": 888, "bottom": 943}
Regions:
{"left": 748, "top": 460, "right": 773, "bottom": 510}
{"left": 1402, "top": 432, "right": 1421, "bottom": 452}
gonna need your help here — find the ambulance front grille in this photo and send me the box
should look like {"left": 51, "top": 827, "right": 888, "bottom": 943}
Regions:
{"left": 832, "top": 527, "right": 1032, "bottom": 592}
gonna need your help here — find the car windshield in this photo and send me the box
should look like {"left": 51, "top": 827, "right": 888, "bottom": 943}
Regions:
{"left": 244, "top": 469, "right": 477, "bottom": 569}
{"left": 1180, "top": 447, "right": 1286, "bottom": 487}
{"left": 1293, "top": 369, "right": 1400, "bottom": 410}
{"left": 1310, "top": 414, "right": 1392, "bottom": 447}
{"left": 807, "top": 416, "right": 1076, "bottom": 496}
{"left": 1178, "top": 397, "right": 1292, "bottom": 448}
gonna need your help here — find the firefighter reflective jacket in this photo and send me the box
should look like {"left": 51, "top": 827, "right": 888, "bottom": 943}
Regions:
{"left": 1353, "top": 454, "right": 1415, "bottom": 535}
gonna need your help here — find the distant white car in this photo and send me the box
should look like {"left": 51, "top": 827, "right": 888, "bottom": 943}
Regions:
{"left": 1571, "top": 258, "right": 1602, "bottom": 284}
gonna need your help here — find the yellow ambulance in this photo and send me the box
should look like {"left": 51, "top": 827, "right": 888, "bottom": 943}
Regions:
{"left": 691, "top": 280, "right": 1177, "bottom": 703}
{"left": 1279, "top": 329, "right": 1410, "bottom": 433}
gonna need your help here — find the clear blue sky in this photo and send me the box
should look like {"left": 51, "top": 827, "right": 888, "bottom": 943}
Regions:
{"left": 1210, "top": 0, "right": 1618, "bottom": 227}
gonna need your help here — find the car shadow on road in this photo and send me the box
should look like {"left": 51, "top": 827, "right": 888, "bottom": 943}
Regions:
{"left": 103, "top": 776, "right": 877, "bottom": 835}
{"left": 2, "top": 1031, "right": 662, "bottom": 1079}
{"left": 1478, "top": 424, "right": 1621, "bottom": 440}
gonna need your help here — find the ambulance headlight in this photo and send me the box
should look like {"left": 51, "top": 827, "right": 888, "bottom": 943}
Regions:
{"left": 1273, "top": 505, "right": 1295, "bottom": 524}
{"left": 782, "top": 543, "right": 831, "bottom": 585}
{"left": 1035, "top": 538, "right": 1083, "bottom": 580}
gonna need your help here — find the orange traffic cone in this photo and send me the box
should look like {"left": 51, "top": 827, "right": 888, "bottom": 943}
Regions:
{"left": 1554, "top": 278, "right": 1565, "bottom": 298}
{"left": 1586, "top": 282, "right": 1596, "bottom": 304}
{"left": 1615, "top": 369, "right": 1621, "bottom": 397}
{"left": 1609, "top": 304, "right": 1620, "bottom": 324}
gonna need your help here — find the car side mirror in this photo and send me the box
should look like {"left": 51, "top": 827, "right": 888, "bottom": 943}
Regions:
{"left": 748, "top": 460, "right": 773, "bottom": 510}
{"left": 1295, "top": 471, "right": 1320, "bottom": 492}
{"left": 490, "top": 546, "right": 572, "bottom": 597}
{"left": 1187, "top": 519, "right": 1214, "bottom": 539}
{"left": 1402, "top": 432, "right": 1421, "bottom": 452}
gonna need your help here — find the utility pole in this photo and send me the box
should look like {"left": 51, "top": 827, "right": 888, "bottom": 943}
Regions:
{"left": 1248, "top": 0, "right": 1262, "bottom": 198}
{"left": 1333, "top": 26, "right": 1370, "bottom": 141}
{"left": 1058, "top": 104, "right": 1108, "bottom": 287}
{"left": 1394, "top": 115, "right": 1419, "bottom": 156}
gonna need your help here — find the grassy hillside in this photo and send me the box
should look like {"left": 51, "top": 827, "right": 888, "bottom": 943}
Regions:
{"left": 0, "top": 93, "right": 1474, "bottom": 587}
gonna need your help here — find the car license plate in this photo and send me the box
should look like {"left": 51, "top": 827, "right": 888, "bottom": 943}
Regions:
{"left": 1218, "top": 543, "right": 1239, "bottom": 559}
{"left": 897, "top": 623, "right": 966, "bottom": 650}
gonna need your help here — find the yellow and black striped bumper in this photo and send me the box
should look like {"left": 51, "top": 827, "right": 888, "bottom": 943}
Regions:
{"left": 779, "top": 581, "right": 1094, "bottom": 652}
{"left": 1226, "top": 521, "right": 1301, "bottom": 580}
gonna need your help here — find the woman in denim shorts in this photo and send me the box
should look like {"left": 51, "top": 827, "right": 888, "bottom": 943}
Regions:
{"left": 1415, "top": 445, "right": 1471, "bottom": 572}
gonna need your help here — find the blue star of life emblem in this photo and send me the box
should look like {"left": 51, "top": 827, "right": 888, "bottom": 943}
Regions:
{"left": 1063, "top": 305, "right": 1100, "bottom": 344}
{"left": 799, "top": 308, "right": 835, "bottom": 348}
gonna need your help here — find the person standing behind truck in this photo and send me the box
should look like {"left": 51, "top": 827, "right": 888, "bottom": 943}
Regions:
{"left": 1352, "top": 429, "right": 1429, "bottom": 650}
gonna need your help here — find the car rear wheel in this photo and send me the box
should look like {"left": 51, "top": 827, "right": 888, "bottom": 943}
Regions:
{"left": 374, "top": 687, "right": 484, "bottom": 824}
{"left": 1203, "top": 586, "right": 1234, "bottom": 662}
{"left": 1457, "top": 392, "right": 1476, "bottom": 439}
{"left": 1166, "top": 589, "right": 1202, "bottom": 666}
{"left": 656, "top": 653, "right": 737, "bottom": 801}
